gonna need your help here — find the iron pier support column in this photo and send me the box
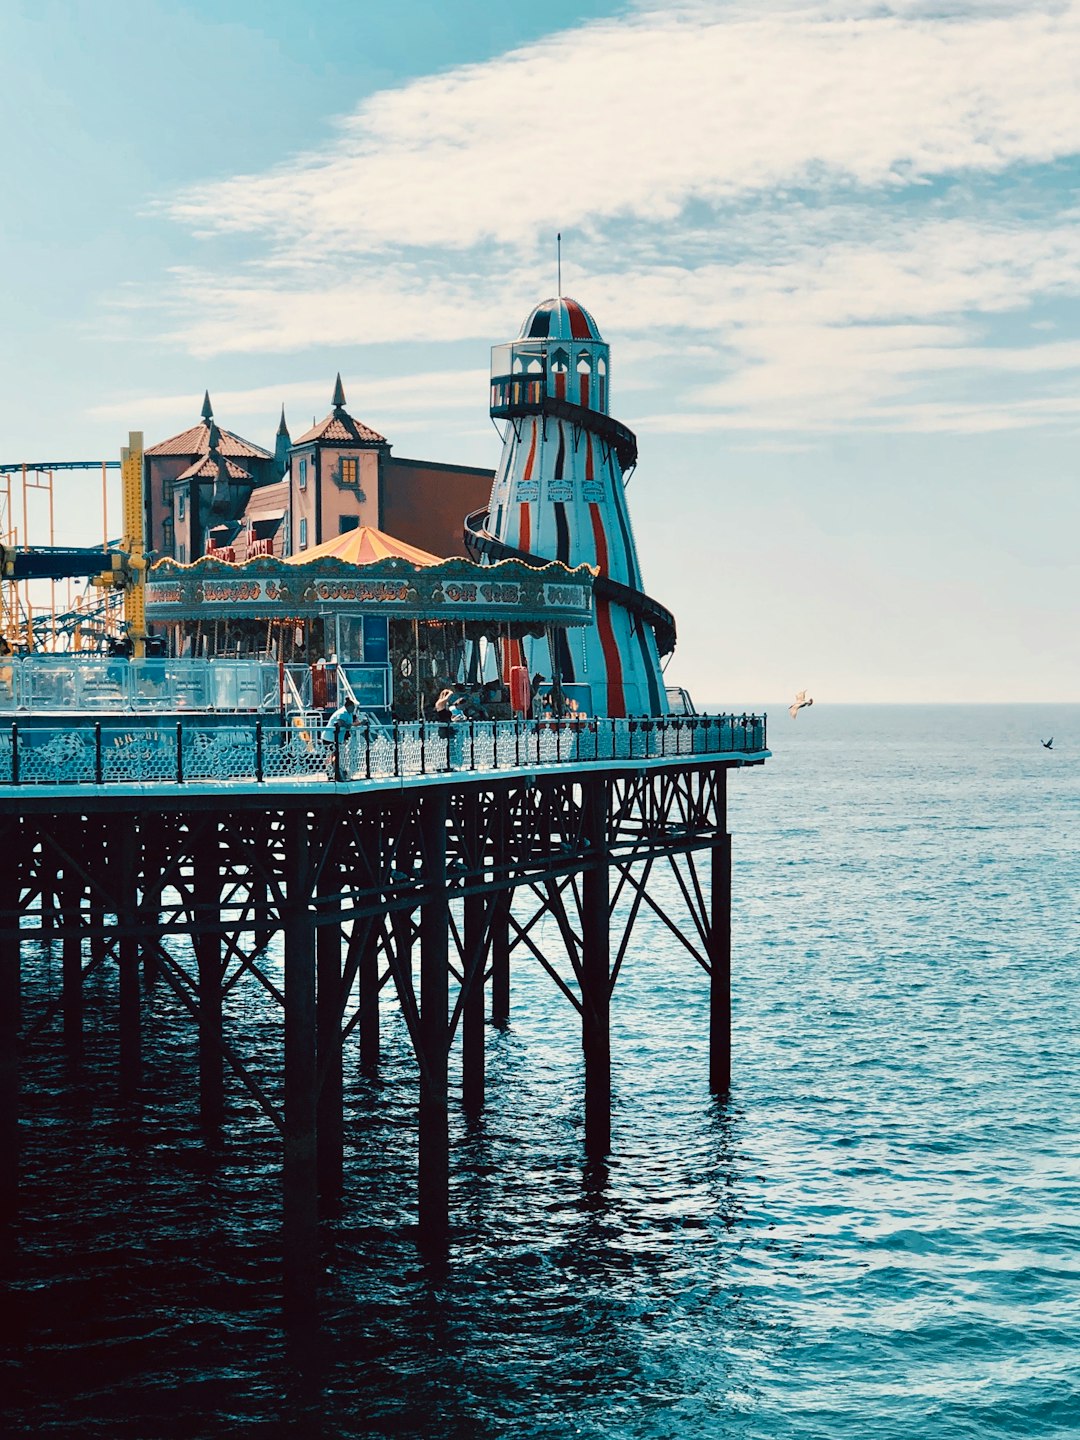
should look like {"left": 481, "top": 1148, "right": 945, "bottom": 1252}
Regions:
{"left": 118, "top": 822, "right": 141, "bottom": 1101}
{"left": 462, "top": 889, "right": 486, "bottom": 1114}
{"left": 358, "top": 917, "right": 381, "bottom": 1074}
{"left": 60, "top": 842, "right": 83, "bottom": 1067}
{"left": 0, "top": 821, "right": 19, "bottom": 1223}
{"left": 418, "top": 788, "right": 450, "bottom": 1240}
{"left": 316, "top": 832, "right": 344, "bottom": 1207}
{"left": 462, "top": 793, "right": 485, "bottom": 1113}
{"left": 581, "top": 777, "right": 611, "bottom": 1156}
{"left": 283, "top": 809, "right": 319, "bottom": 1324}
{"left": 490, "top": 794, "right": 510, "bottom": 1026}
{"left": 141, "top": 822, "right": 164, "bottom": 984}
{"left": 709, "top": 768, "right": 733, "bottom": 1096}
{"left": 89, "top": 819, "right": 107, "bottom": 968}
{"left": 194, "top": 827, "right": 224, "bottom": 1129}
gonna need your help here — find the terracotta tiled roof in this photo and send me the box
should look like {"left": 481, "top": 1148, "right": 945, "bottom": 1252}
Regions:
{"left": 176, "top": 453, "right": 253, "bottom": 483}
{"left": 294, "top": 411, "right": 386, "bottom": 446}
{"left": 145, "top": 420, "right": 271, "bottom": 460}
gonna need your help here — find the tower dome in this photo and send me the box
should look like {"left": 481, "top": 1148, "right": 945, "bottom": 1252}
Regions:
{"left": 518, "top": 296, "right": 603, "bottom": 343}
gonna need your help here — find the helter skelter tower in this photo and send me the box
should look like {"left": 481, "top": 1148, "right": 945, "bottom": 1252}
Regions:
{"left": 465, "top": 296, "right": 675, "bottom": 717}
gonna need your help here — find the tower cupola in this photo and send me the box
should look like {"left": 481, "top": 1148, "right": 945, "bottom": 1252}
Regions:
{"left": 491, "top": 296, "right": 610, "bottom": 418}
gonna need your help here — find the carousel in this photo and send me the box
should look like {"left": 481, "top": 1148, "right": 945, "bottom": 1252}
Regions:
{"left": 144, "top": 525, "right": 596, "bottom": 722}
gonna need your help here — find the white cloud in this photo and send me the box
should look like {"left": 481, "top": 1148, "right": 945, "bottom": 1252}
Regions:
{"left": 86, "top": 369, "right": 488, "bottom": 424}
{"left": 134, "top": 0, "right": 1080, "bottom": 437}
{"left": 164, "top": 1, "right": 1080, "bottom": 256}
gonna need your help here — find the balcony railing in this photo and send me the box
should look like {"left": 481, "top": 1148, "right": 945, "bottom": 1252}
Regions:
{"left": 0, "top": 714, "right": 767, "bottom": 789}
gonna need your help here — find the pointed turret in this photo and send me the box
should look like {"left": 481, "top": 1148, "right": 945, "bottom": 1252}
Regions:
{"left": 274, "top": 405, "right": 291, "bottom": 478}
{"left": 332, "top": 373, "right": 346, "bottom": 413}
{"left": 201, "top": 391, "right": 213, "bottom": 423}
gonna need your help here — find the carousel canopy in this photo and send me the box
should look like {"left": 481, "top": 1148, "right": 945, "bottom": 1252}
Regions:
{"left": 284, "top": 525, "right": 442, "bottom": 568}
{"left": 145, "top": 550, "right": 595, "bottom": 628}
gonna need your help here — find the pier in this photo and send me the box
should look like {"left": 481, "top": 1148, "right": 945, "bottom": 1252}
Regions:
{"left": 0, "top": 716, "right": 766, "bottom": 1319}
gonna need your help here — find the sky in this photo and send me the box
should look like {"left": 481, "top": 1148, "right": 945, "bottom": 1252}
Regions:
{"left": 1, "top": 0, "right": 1078, "bottom": 705}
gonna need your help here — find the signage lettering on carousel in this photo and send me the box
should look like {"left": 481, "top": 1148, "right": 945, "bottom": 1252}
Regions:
{"left": 147, "top": 558, "right": 594, "bottom": 619}
{"left": 314, "top": 580, "right": 412, "bottom": 603}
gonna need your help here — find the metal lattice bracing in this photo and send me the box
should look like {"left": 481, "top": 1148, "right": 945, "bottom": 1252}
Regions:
{"left": 1, "top": 758, "right": 738, "bottom": 1318}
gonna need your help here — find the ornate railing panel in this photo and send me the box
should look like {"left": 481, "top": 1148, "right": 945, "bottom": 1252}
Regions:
{"left": 0, "top": 714, "right": 766, "bottom": 789}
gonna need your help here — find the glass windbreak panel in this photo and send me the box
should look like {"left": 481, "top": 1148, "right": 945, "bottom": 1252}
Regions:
{"left": 336, "top": 615, "right": 366, "bottom": 661}
{"left": 344, "top": 665, "right": 388, "bottom": 708}
{"left": 491, "top": 344, "right": 513, "bottom": 380}
{"left": 363, "top": 616, "right": 389, "bottom": 663}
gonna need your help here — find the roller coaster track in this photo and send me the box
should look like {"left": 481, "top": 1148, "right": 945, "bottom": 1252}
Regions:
{"left": 464, "top": 508, "right": 676, "bottom": 659}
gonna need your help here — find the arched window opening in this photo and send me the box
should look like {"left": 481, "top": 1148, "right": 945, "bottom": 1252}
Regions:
{"left": 551, "top": 347, "right": 569, "bottom": 400}
{"left": 576, "top": 349, "right": 592, "bottom": 407}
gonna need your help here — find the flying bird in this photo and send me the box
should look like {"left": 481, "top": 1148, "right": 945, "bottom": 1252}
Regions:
{"left": 789, "top": 690, "right": 813, "bottom": 719}
{"left": 1042, "top": 738, "right": 1054, "bottom": 749}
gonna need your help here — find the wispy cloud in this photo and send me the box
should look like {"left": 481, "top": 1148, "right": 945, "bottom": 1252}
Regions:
{"left": 86, "top": 369, "right": 488, "bottom": 423}
{"left": 135, "top": 0, "right": 1080, "bottom": 436}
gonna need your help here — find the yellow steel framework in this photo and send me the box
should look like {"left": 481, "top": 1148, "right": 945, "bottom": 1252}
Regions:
{"left": 0, "top": 454, "right": 128, "bottom": 652}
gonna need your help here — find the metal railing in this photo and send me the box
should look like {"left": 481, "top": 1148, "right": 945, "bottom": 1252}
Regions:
{"left": 0, "top": 714, "right": 767, "bottom": 788}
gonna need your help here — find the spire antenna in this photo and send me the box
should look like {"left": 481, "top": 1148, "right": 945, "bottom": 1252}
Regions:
{"left": 557, "top": 232, "right": 562, "bottom": 297}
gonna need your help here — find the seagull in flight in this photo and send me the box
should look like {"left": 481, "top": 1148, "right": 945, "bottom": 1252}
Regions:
{"left": 1042, "top": 737, "right": 1054, "bottom": 749}
{"left": 789, "top": 690, "right": 813, "bottom": 719}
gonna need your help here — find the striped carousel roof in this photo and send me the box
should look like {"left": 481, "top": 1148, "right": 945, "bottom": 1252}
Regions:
{"left": 283, "top": 525, "right": 443, "bottom": 568}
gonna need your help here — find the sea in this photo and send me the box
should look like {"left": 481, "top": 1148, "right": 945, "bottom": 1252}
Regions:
{"left": 2, "top": 704, "right": 1078, "bottom": 1439}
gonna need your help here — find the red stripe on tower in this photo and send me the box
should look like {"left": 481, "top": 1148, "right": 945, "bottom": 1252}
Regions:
{"left": 523, "top": 419, "right": 537, "bottom": 480}
{"left": 588, "top": 502, "right": 625, "bottom": 717}
{"left": 519, "top": 501, "right": 530, "bottom": 553}
{"left": 566, "top": 301, "right": 592, "bottom": 339}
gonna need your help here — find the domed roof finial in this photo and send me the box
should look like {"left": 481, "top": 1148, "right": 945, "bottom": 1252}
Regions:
{"left": 332, "top": 373, "right": 346, "bottom": 413}
{"left": 201, "top": 390, "right": 213, "bottom": 423}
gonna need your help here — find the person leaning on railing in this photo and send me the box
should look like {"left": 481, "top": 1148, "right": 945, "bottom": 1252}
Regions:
{"left": 321, "top": 696, "right": 357, "bottom": 778}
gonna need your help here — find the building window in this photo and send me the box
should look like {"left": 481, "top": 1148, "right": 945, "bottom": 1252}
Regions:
{"left": 341, "top": 457, "right": 358, "bottom": 487}
{"left": 339, "top": 515, "right": 359, "bottom": 534}
{"left": 299, "top": 517, "right": 308, "bottom": 550}
{"left": 178, "top": 544, "right": 186, "bottom": 564}
{"left": 299, "top": 458, "right": 308, "bottom": 491}
{"left": 178, "top": 490, "right": 186, "bottom": 521}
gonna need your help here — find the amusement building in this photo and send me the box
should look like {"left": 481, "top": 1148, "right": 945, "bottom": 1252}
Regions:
{"left": 1, "top": 294, "right": 687, "bottom": 734}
